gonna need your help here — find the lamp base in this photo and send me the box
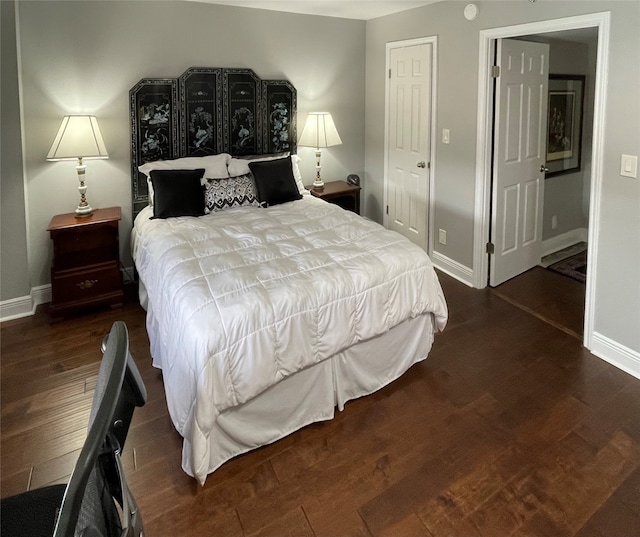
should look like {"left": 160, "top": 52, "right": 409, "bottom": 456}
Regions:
{"left": 75, "top": 205, "right": 93, "bottom": 217}
{"left": 75, "top": 158, "right": 93, "bottom": 217}
{"left": 312, "top": 148, "right": 324, "bottom": 189}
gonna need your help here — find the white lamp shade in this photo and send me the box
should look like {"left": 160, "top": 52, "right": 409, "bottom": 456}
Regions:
{"left": 47, "top": 115, "right": 109, "bottom": 161}
{"left": 298, "top": 112, "right": 342, "bottom": 149}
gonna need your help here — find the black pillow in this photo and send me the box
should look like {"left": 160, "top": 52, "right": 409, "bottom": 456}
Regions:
{"left": 150, "top": 169, "right": 206, "bottom": 219}
{"left": 249, "top": 157, "right": 303, "bottom": 207}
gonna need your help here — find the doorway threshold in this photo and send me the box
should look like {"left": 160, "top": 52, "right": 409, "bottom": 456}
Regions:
{"left": 490, "top": 267, "right": 585, "bottom": 341}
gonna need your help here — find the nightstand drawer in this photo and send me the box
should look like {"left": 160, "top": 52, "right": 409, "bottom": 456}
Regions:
{"left": 50, "top": 262, "right": 123, "bottom": 311}
{"left": 51, "top": 223, "right": 118, "bottom": 271}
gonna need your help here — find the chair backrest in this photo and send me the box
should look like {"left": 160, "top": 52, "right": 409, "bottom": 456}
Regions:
{"left": 53, "top": 321, "right": 147, "bottom": 537}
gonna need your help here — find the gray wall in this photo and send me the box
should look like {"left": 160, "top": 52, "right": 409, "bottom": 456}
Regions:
{"left": 365, "top": 1, "right": 639, "bottom": 353}
{"left": 14, "top": 0, "right": 365, "bottom": 289}
{"left": 4, "top": 1, "right": 639, "bottom": 359}
{"left": 1, "top": 0, "right": 31, "bottom": 302}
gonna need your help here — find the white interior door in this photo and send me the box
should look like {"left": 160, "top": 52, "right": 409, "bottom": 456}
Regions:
{"left": 386, "top": 42, "right": 432, "bottom": 250}
{"left": 490, "top": 38, "right": 550, "bottom": 286}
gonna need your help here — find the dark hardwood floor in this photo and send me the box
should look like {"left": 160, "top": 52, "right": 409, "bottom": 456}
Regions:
{"left": 491, "top": 266, "right": 586, "bottom": 340}
{"left": 2, "top": 271, "right": 639, "bottom": 537}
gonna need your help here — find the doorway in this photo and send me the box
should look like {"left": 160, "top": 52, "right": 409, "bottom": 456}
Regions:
{"left": 383, "top": 36, "right": 437, "bottom": 253}
{"left": 474, "top": 13, "right": 611, "bottom": 351}
{"left": 492, "top": 31, "right": 597, "bottom": 337}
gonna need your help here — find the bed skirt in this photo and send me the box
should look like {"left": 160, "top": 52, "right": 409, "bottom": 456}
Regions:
{"left": 177, "top": 312, "right": 437, "bottom": 482}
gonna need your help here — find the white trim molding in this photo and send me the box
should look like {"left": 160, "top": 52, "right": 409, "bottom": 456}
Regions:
{"left": 542, "top": 228, "right": 589, "bottom": 257}
{"left": 0, "top": 284, "right": 51, "bottom": 323}
{"left": 0, "top": 294, "right": 34, "bottom": 322}
{"left": 591, "top": 332, "right": 640, "bottom": 381}
{"left": 431, "top": 252, "right": 474, "bottom": 287}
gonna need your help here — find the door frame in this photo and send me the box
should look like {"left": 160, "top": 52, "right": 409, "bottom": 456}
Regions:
{"left": 473, "top": 12, "right": 610, "bottom": 351}
{"left": 383, "top": 36, "right": 438, "bottom": 255}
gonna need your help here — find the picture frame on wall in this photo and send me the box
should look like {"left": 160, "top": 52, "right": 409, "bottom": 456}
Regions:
{"left": 546, "top": 74, "right": 585, "bottom": 178}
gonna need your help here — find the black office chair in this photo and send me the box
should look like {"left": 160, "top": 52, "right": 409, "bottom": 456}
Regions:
{"left": 1, "top": 321, "right": 147, "bottom": 537}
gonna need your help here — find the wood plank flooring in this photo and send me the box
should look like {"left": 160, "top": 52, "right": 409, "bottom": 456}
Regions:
{"left": 2, "top": 270, "right": 639, "bottom": 536}
{"left": 491, "top": 266, "right": 586, "bottom": 340}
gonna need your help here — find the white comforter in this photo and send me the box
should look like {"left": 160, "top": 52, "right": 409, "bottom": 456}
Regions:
{"left": 132, "top": 196, "right": 447, "bottom": 475}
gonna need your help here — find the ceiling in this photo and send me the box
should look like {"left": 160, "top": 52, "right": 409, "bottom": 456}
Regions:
{"left": 185, "top": 0, "right": 439, "bottom": 20}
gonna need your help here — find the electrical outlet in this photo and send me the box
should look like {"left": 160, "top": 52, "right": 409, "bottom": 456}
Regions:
{"left": 438, "top": 229, "right": 447, "bottom": 245}
{"left": 551, "top": 215, "right": 558, "bottom": 229}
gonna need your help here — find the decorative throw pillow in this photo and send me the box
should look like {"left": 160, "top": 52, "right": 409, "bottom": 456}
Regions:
{"left": 203, "top": 173, "right": 260, "bottom": 213}
{"left": 150, "top": 169, "right": 206, "bottom": 219}
{"left": 249, "top": 157, "right": 303, "bottom": 207}
{"left": 139, "top": 154, "right": 231, "bottom": 207}
{"left": 228, "top": 153, "right": 307, "bottom": 194}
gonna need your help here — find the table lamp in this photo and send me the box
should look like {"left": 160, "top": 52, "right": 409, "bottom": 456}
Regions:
{"left": 298, "top": 112, "right": 342, "bottom": 189}
{"left": 47, "top": 115, "right": 109, "bottom": 217}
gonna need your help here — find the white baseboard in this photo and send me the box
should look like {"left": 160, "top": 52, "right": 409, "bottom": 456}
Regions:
{"left": 0, "top": 294, "right": 34, "bottom": 322}
{"left": 0, "top": 267, "right": 136, "bottom": 323}
{"left": 542, "top": 228, "right": 588, "bottom": 257}
{"left": 590, "top": 332, "right": 640, "bottom": 381}
{"left": 431, "top": 251, "right": 474, "bottom": 287}
{"left": 32, "top": 284, "right": 52, "bottom": 308}
{"left": 0, "top": 284, "right": 51, "bottom": 323}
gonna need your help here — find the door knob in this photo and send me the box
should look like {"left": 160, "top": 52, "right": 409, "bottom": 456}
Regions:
{"left": 540, "top": 164, "right": 549, "bottom": 173}
{"left": 417, "top": 161, "right": 426, "bottom": 168}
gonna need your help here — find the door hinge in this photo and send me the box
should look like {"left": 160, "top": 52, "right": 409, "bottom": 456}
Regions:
{"left": 486, "top": 242, "right": 495, "bottom": 254}
{"left": 386, "top": 205, "right": 389, "bottom": 215}
{"left": 491, "top": 65, "right": 500, "bottom": 78}
{"left": 388, "top": 68, "right": 391, "bottom": 79}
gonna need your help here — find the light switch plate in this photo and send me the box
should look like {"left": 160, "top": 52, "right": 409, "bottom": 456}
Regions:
{"left": 620, "top": 154, "right": 638, "bottom": 178}
{"left": 442, "top": 129, "right": 450, "bottom": 144}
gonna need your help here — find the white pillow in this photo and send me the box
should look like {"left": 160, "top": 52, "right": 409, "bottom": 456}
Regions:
{"left": 139, "top": 154, "right": 232, "bottom": 206}
{"left": 291, "top": 154, "right": 307, "bottom": 194}
{"left": 228, "top": 154, "right": 307, "bottom": 194}
{"left": 139, "top": 154, "right": 232, "bottom": 178}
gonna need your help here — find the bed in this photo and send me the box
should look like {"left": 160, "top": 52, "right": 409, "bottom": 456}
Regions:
{"left": 129, "top": 68, "right": 448, "bottom": 484}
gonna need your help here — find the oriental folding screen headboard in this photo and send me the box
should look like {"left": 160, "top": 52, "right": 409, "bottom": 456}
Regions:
{"left": 129, "top": 67, "right": 296, "bottom": 217}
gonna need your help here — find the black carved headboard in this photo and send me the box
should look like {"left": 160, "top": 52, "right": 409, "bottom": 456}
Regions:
{"left": 129, "top": 67, "right": 297, "bottom": 217}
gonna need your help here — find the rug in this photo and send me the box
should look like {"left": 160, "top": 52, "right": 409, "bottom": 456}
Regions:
{"left": 548, "top": 250, "right": 587, "bottom": 283}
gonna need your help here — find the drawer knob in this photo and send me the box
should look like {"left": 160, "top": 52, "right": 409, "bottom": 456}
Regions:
{"left": 77, "top": 279, "right": 98, "bottom": 290}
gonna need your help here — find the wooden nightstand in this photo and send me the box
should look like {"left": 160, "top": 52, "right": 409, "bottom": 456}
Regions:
{"left": 47, "top": 207, "right": 124, "bottom": 318}
{"left": 307, "top": 181, "right": 361, "bottom": 214}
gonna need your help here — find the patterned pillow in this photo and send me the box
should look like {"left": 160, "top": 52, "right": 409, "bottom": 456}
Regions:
{"left": 203, "top": 173, "right": 260, "bottom": 213}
